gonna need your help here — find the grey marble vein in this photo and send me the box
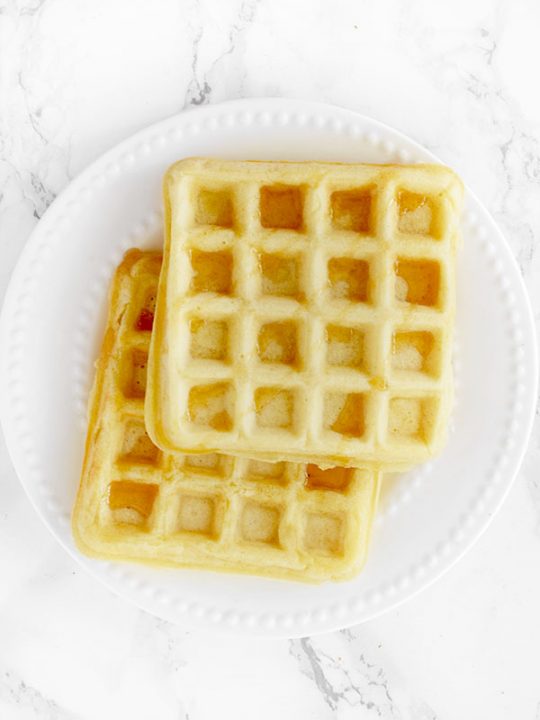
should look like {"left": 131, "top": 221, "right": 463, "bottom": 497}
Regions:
{"left": 183, "top": 0, "right": 262, "bottom": 108}
{"left": 0, "top": 669, "right": 81, "bottom": 719}
{"left": 289, "top": 629, "right": 443, "bottom": 719}
{"left": 1, "top": 0, "right": 72, "bottom": 225}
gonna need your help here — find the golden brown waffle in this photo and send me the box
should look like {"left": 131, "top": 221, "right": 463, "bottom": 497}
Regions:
{"left": 73, "top": 250, "right": 380, "bottom": 582}
{"left": 146, "top": 158, "right": 463, "bottom": 468}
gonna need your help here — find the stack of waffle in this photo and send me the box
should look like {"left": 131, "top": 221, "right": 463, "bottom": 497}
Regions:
{"left": 73, "top": 158, "right": 462, "bottom": 582}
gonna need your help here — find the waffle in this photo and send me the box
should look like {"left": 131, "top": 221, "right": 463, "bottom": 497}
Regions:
{"left": 146, "top": 158, "right": 463, "bottom": 468}
{"left": 72, "top": 250, "right": 380, "bottom": 582}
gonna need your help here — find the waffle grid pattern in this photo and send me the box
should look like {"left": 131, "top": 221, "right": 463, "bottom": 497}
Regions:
{"left": 147, "top": 159, "right": 462, "bottom": 467}
{"left": 73, "top": 251, "right": 380, "bottom": 582}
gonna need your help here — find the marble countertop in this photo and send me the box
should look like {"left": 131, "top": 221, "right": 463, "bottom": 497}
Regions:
{"left": 2, "top": 0, "right": 540, "bottom": 718}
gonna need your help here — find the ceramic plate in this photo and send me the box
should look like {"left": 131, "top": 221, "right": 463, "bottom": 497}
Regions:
{"left": 0, "top": 99, "right": 536, "bottom": 636}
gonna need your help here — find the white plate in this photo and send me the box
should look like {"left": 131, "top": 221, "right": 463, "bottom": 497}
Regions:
{"left": 0, "top": 99, "right": 536, "bottom": 637}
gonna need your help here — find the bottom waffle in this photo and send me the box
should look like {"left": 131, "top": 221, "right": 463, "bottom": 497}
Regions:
{"left": 72, "top": 250, "right": 380, "bottom": 582}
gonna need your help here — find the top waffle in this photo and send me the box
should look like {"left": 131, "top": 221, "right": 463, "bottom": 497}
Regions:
{"left": 146, "top": 158, "right": 463, "bottom": 468}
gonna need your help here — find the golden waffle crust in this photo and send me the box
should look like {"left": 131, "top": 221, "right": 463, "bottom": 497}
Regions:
{"left": 73, "top": 251, "right": 380, "bottom": 582}
{"left": 146, "top": 158, "right": 463, "bottom": 468}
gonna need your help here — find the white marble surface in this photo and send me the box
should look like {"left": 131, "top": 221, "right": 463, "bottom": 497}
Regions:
{"left": 1, "top": 0, "right": 540, "bottom": 717}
